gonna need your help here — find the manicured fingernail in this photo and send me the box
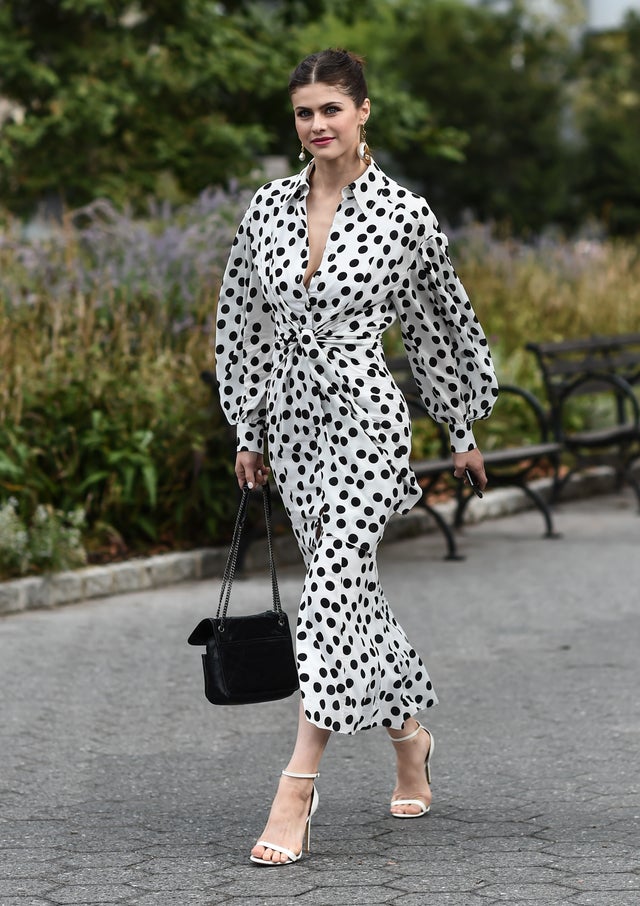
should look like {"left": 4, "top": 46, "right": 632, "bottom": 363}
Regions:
{"left": 247, "top": 482, "right": 254, "bottom": 489}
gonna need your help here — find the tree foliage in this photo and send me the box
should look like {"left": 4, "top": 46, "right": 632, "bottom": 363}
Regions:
{"left": 383, "top": 0, "right": 576, "bottom": 233}
{"left": 1, "top": 1, "right": 640, "bottom": 233}
{"left": 0, "top": 0, "right": 465, "bottom": 213}
{"left": 0, "top": 1, "right": 293, "bottom": 209}
{"left": 573, "top": 12, "right": 640, "bottom": 234}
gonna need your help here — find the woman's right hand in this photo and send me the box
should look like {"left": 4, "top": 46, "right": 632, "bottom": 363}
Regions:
{"left": 235, "top": 452, "right": 270, "bottom": 489}
{"left": 452, "top": 447, "right": 488, "bottom": 491}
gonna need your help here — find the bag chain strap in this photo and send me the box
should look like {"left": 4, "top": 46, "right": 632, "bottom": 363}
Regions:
{"left": 217, "top": 482, "right": 284, "bottom": 630}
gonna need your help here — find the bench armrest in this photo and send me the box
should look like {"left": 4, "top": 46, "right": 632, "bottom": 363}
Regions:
{"left": 496, "top": 383, "right": 553, "bottom": 443}
{"left": 554, "top": 371, "right": 640, "bottom": 440}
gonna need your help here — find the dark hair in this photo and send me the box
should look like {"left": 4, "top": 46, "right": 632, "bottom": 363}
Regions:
{"left": 288, "top": 49, "right": 368, "bottom": 107}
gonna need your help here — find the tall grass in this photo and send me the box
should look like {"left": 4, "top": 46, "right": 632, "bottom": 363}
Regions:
{"left": 450, "top": 224, "right": 640, "bottom": 388}
{"left": 0, "top": 190, "right": 251, "bottom": 575}
{"left": 1, "top": 194, "right": 638, "bottom": 576}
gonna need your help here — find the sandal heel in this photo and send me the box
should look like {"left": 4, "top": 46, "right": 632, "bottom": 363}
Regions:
{"left": 390, "top": 722, "right": 434, "bottom": 819}
{"left": 250, "top": 770, "right": 319, "bottom": 866}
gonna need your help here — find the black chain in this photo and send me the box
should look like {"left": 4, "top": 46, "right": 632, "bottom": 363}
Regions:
{"left": 216, "top": 482, "right": 284, "bottom": 630}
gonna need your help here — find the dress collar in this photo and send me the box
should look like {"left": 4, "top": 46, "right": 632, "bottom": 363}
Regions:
{"left": 283, "top": 159, "right": 390, "bottom": 211}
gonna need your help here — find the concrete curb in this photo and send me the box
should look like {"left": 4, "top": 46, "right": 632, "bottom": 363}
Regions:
{"left": 0, "top": 467, "right": 620, "bottom": 618}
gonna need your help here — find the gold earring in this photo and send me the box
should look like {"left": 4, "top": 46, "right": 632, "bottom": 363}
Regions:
{"left": 357, "top": 124, "right": 371, "bottom": 163}
{"left": 298, "top": 141, "right": 306, "bottom": 162}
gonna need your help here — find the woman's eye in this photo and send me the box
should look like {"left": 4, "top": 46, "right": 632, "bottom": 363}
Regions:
{"left": 326, "top": 106, "right": 339, "bottom": 114}
{"left": 297, "top": 110, "right": 311, "bottom": 118}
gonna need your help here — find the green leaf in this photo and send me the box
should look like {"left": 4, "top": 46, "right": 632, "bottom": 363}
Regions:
{"left": 77, "top": 470, "right": 111, "bottom": 493}
{"left": 142, "top": 464, "right": 157, "bottom": 508}
{"left": 0, "top": 452, "right": 23, "bottom": 479}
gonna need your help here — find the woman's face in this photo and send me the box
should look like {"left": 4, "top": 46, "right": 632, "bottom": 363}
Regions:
{"left": 291, "top": 81, "right": 370, "bottom": 164}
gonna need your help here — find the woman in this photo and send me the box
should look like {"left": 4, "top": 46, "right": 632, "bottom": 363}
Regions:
{"left": 215, "top": 49, "right": 498, "bottom": 866}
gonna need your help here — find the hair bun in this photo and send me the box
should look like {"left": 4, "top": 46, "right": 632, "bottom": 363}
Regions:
{"left": 335, "top": 48, "right": 366, "bottom": 68}
{"left": 288, "top": 48, "right": 369, "bottom": 107}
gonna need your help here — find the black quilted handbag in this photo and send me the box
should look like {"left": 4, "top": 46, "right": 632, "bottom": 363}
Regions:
{"left": 187, "top": 482, "right": 299, "bottom": 705}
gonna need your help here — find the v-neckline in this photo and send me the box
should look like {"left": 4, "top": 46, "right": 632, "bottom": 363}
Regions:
{"left": 302, "top": 197, "right": 341, "bottom": 291}
{"left": 300, "top": 160, "right": 372, "bottom": 291}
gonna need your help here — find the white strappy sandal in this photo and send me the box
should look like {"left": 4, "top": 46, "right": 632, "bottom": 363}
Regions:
{"left": 249, "top": 770, "right": 320, "bottom": 866}
{"left": 390, "top": 722, "right": 434, "bottom": 818}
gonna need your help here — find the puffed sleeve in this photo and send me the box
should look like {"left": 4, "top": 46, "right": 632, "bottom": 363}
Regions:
{"left": 215, "top": 208, "right": 274, "bottom": 453}
{"left": 394, "top": 229, "right": 498, "bottom": 453}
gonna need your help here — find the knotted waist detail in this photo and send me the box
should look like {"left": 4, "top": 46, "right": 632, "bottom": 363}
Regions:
{"left": 268, "top": 320, "right": 422, "bottom": 543}
{"left": 274, "top": 325, "right": 379, "bottom": 354}
{"left": 272, "top": 325, "right": 383, "bottom": 407}
{"left": 270, "top": 324, "right": 389, "bottom": 442}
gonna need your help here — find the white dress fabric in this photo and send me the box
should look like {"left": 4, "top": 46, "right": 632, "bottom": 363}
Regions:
{"left": 215, "top": 160, "right": 498, "bottom": 734}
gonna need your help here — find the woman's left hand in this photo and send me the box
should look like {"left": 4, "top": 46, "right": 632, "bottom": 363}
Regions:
{"left": 235, "top": 451, "right": 270, "bottom": 490}
{"left": 452, "top": 448, "right": 488, "bottom": 491}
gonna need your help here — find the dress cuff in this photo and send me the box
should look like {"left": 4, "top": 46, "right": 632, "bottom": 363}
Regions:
{"left": 236, "top": 421, "right": 265, "bottom": 454}
{"left": 448, "top": 422, "right": 477, "bottom": 454}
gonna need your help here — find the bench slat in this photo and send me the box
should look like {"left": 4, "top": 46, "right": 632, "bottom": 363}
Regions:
{"left": 527, "top": 333, "right": 640, "bottom": 356}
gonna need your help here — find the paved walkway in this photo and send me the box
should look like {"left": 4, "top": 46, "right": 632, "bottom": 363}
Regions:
{"left": 1, "top": 492, "right": 639, "bottom": 905}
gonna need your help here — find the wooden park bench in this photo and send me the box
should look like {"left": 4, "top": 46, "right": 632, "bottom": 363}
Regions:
{"left": 526, "top": 333, "right": 640, "bottom": 509}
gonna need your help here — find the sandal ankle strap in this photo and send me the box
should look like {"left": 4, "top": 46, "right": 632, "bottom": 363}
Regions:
{"left": 390, "top": 722, "right": 423, "bottom": 743}
{"left": 281, "top": 769, "right": 320, "bottom": 779}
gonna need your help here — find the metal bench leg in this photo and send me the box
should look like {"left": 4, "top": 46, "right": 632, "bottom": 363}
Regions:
{"left": 453, "top": 488, "right": 474, "bottom": 530}
{"left": 421, "top": 501, "right": 465, "bottom": 561}
{"left": 520, "top": 484, "right": 561, "bottom": 538}
{"left": 550, "top": 452, "right": 563, "bottom": 501}
{"left": 623, "top": 465, "right": 640, "bottom": 512}
{"left": 551, "top": 466, "right": 575, "bottom": 504}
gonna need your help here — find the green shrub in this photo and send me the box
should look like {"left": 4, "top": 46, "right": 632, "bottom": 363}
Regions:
{"left": 28, "top": 504, "right": 87, "bottom": 574}
{"left": 0, "top": 192, "right": 243, "bottom": 566}
{"left": 0, "top": 498, "right": 87, "bottom": 579}
{"left": 0, "top": 498, "right": 30, "bottom": 577}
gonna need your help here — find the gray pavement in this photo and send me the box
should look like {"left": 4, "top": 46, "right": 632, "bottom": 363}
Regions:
{"left": 1, "top": 491, "right": 639, "bottom": 906}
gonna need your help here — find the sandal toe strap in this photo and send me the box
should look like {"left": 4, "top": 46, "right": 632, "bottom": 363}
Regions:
{"left": 254, "top": 840, "right": 300, "bottom": 863}
{"left": 390, "top": 798, "right": 429, "bottom": 814}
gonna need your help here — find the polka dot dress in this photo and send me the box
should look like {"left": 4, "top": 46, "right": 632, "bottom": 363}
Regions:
{"left": 216, "top": 160, "right": 498, "bottom": 734}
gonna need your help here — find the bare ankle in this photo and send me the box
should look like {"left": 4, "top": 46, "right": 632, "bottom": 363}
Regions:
{"left": 279, "top": 771, "right": 317, "bottom": 803}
